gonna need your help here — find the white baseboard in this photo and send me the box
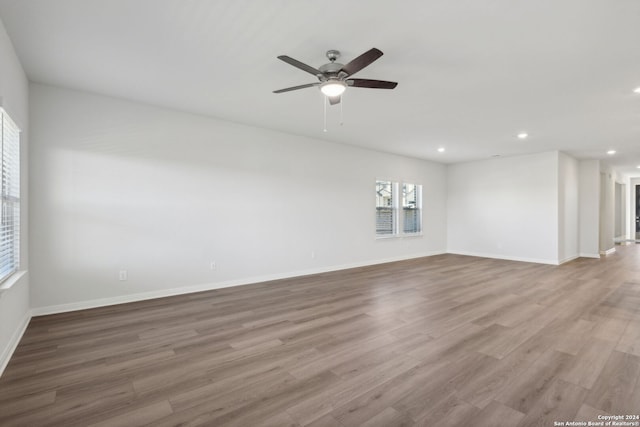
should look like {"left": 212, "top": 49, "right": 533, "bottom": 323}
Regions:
{"left": 558, "top": 255, "right": 580, "bottom": 265}
{"left": 4, "top": 247, "right": 608, "bottom": 374}
{"left": 26, "top": 248, "right": 611, "bottom": 319}
{"left": 449, "top": 251, "right": 603, "bottom": 266}
{"left": 579, "top": 252, "right": 601, "bottom": 259}
{"left": 0, "top": 310, "right": 31, "bottom": 377}
{"left": 600, "top": 248, "right": 616, "bottom": 256}
{"left": 446, "top": 250, "right": 560, "bottom": 265}
{"left": 32, "top": 251, "right": 445, "bottom": 316}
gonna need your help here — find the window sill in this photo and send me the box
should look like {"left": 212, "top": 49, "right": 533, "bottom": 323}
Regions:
{"left": 376, "top": 233, "right": 423, "bottom": 240}
{"left": 0, "top": 270, "right": 27, "bottom": 297}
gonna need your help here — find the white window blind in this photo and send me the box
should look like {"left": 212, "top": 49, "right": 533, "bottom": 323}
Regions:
{"left": 0, "top": 108, "right": 20, "bottom": 283}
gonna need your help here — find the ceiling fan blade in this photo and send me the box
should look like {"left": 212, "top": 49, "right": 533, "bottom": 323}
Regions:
{"left": 277, "top": 55, "right": 322, "bottom": 76}
{"left": 347, "top": 79, "right": 398, "bottom": 89}
{"left": 273, "top": 83, "right": 319, "bottom": 93}
{"left": 328, "top": 95, "right": 341, "bottom": 105}
{"left": 340, "top": 48, "right": 383, "bottom": 76}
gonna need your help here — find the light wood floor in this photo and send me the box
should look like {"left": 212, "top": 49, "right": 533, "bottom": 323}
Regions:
{"left": 2, "top": 247, "right": 640, "bottom": 426}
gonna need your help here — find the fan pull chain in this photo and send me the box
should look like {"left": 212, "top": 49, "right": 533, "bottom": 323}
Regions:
{"left": 340, "top": 95, "right": 344, "bottom": 126}
{"left": 323, "top": 95, "right": 328, "bottom": 132}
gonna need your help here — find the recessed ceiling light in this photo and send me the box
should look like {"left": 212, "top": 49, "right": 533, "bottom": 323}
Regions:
{"left": 637, "top": 165, "right": 640, "bottom": 169}
{"left": 634, "top": 87, "right": 640, "bottom": 94}
{"left": 437, "top": 147, "right": 445, "bottom": 153}
{"left": 607, "top": 150, "right": 616, "bottom": 155}
{"left": 517, "top": 132, "right": 528, "bottom": 140}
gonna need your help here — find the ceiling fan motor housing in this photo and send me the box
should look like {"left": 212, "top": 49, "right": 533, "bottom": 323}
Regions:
{"left": 318, "top": 62, "right": 345, "bottom": 79}
{"left": 317, "top": 50, "right": 346, "bottom": 81}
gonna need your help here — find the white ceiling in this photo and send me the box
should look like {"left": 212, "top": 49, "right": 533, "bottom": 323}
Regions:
{"left": 1, "top": 0, "right": 640, "bottom": 175}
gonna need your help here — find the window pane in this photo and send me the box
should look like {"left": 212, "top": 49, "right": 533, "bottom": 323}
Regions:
{"left": 376, "top": 180, "right": 396, "bottom": 235}
{"left": 403, "top": 183, "right": 421, "bottom": 233}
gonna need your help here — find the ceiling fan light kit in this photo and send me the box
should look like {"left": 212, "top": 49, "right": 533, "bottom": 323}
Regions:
{"left": 320, "top": 80, "right": 347, "bottom": 97}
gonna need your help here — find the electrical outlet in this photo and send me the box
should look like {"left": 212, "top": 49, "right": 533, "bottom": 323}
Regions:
{"left": 210, "top": 261, "right": 217, "bottom": 270}
{"left": 119, "top": 270, "right": 127, "bottom": 281}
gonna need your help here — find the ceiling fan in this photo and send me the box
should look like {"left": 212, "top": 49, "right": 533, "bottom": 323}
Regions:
{"left": 273, "top": 48, "right": 398, "bottom": 105}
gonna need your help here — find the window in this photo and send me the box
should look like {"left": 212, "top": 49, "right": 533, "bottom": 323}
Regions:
{"left": 376, "top": 180, "right": 422, "bottom": 237}
{"left": 0, "top": 108, "right": 20, "bottom": 283}
{"left": 376, "top": 180, "right": 396, "bottom": 235}
{"left": 403, "top": 183, "right": 422, "bottom": 234}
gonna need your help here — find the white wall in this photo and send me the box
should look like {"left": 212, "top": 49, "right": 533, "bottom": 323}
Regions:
{"left": 614, "top": 181, "right": 626, "bottom": 240}
{"left": 446, "top": 151, "right": 559, "bottom": 264}
{"left": 599, "top": 165, "right": 615, "bottom": 253}
{"left": 578, "top": 160, "right": 600, "bottom": 257}
{"left": 29, "top": 84, "right": 447, "bottom": 312}
{"left": 0, "top": 16, "right": 30, "bottom": 375}
{"left": 558, "top": 152, "right": 579, "bottom": 263}
{"left": 630, "top": 177, "right": 640, "bottom": 241}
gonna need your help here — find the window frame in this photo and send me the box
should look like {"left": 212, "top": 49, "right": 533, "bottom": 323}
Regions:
{"left": 0, "top": 107, "right": 21, "bottom": 285}
{"left": 402, "top": 182, "right": 423, "bottom": 235}
{"left": 375, "top": 179, "right": 423, "bottom": 239}
{"left": 375, "top": 180, "right": 398, "bottom": 237}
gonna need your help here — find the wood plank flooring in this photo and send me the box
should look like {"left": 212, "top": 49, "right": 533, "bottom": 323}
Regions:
{"left": 2, "top": 246, "right": 640, "bottom": 426}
